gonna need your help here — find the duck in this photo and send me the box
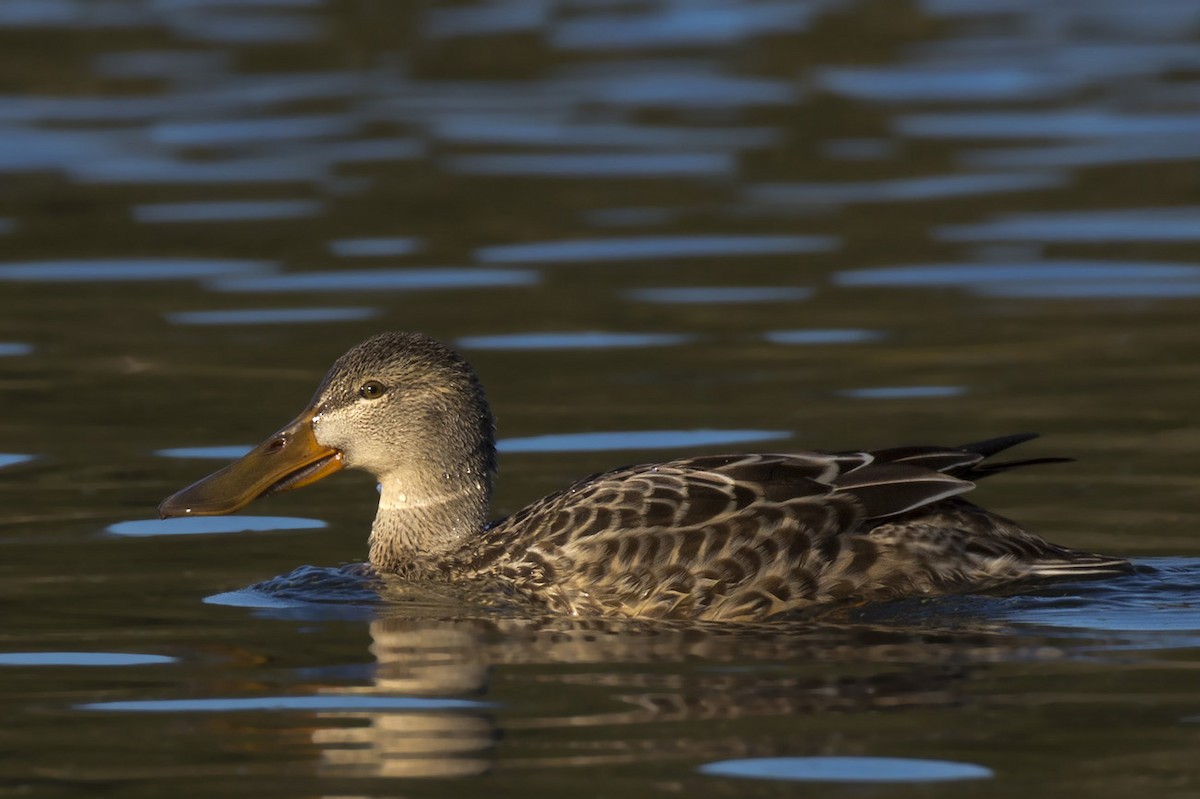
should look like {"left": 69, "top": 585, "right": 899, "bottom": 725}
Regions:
{"left": 159, "top": 331, "right": 1130, "bottom": 621}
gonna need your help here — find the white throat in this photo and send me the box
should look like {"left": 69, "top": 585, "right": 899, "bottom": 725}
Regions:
{"left": 368, "top": 472, "right": 491, "bottom": 571}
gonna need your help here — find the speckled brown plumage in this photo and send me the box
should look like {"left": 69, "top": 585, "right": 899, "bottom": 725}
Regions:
{"left": 424, "top": 444, "right": 1127, "bottom": 621}
{"left": 160, "top": 332, "right": 1130, "bottom": 622}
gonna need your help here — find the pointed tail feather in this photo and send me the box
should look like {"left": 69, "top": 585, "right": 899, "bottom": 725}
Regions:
{"left": 953, "top": 434, "right": 1073, "bottom": 480}
{"left": 957, "top": 433, "right": 1041, "bottom": 457}
{"left": 969, "top": 456, "right": 1075, "bottom": 478}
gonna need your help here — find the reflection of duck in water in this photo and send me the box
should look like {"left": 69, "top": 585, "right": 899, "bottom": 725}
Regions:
{"left": 160, "top": 332, "right": 1129, "bottom": 621}
{"left": 319, "top": 613, "right": 1000, "bottom": 778}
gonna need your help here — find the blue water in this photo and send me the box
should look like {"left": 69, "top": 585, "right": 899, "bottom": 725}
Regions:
{"left": 700, "top": 756, "right": 993, "bottom": 783}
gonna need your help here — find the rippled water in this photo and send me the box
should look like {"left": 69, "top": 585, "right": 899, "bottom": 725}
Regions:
{"left": 3, "top": 1, "right": 1200, "bottom": 796}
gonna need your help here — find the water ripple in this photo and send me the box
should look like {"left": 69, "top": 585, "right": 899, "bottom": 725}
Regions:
{"left": 81, "top": 695, "right": 489, "bottom": 713}
{"left": 0, "top": 258, "right": 274, "bottom": 282}
{"left": 205, "top": 564, "right": 380, "bottom": 619}
{"left": 72, "top": 152, "right": 322, "bottom": 184}
{"left": 448, "top": 151, "right": 735, "bottom": 178}
{"left": 765, "top": 329, "right": 884, "bottom": 345}
{"left": 166, "top": 11, "right": 322, "bottom": 45}
{"left": 0, "top": 453, "right": 34, "bottom": 469}
{"left": 107, "top": 516, "right": 325, "bottom": 537}
{"left": 499, "top": 429, "right": 791, "bottom": 453}
{"left": 0, "top": 0, "right": 144, "bottom": 29}
{"left": 819, "top": 65, "right": 1078, "bottom": 103}
{"left": 700, "top": 756, "right": 992, "bottom": 783}
{"left": 898, "top": 109, "right": 1200, "bottom": 140}
{"left": 837, "top": 260, "right": 1200, "bottom": 298}
{"left": 562, "top": 65, "right": 795, "bottom": 108}
{"left": 149, "top": 114, "right": 356, "bottom": 146}
{"left": 330, "top": 237, "right": 423, "bottom": 258}
{"left": 628, "top": 287, "right": 813, "bottom": 304}
{"left": 962, "top": 137, "right": 1200, "bottom": 169}
{"left": 746, "top": 172, "right": 1064, "bottom": 206}
{"left": 212, "top": 267, "right": 538, "bottom": 293}
{"left": 0, "top": 342, "right": 33, "bottom": 356}
{"left": 477, "top": 235, "right": 835, "bottom": 264}
{"left": 167, "top": 307, "right": 377, "bottom": 326}
{"left": 157, "top": 446, "right": 251, "bottom": 459}
{"left": 938, "top": 207, "right": 1200, "bottom": 243}
{"left": 134, "top": 199, "right": 322, "bottom": 224}
{"left": 432, "top": 116, "right": 777, "bottom": 150}
{"left": 552, "top": 3, "right": 813, "bottom": 50}
{"left": 0, "top": 652, "right": 176, "bottom": 667}
{"left": 859, "top": 559, "right": 1200, "bottom": 649}
{"left": 457, "top": 332, "right": 691, "bottom": 350}
{"left": 424, "top": 1, "right": 546, "bottom": 38}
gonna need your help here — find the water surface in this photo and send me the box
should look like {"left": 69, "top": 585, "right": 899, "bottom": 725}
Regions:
{"left": 2, "top": 1, "right": 1200, "bottom": 797}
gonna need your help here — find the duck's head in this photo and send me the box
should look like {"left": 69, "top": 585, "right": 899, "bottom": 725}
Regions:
{"left": 158, "top": 332, "right": 497, "bottom": 519}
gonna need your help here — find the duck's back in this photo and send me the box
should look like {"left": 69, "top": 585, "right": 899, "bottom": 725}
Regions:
{"left": 457, "top": 436, "right": 1129, "bottom": 621}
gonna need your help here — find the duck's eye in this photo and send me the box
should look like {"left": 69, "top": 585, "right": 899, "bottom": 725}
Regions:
{"left": 358, "top": 380, "right": 388, "bottom": 400}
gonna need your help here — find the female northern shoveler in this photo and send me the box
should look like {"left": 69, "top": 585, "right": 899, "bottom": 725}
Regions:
{"left": 159, "top": 332, "right": 1128, "bottom": 621}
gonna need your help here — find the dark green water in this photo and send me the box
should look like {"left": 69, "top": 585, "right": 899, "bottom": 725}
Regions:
{"left": 3, "top": 1, "right": 1200, "bottom": 795}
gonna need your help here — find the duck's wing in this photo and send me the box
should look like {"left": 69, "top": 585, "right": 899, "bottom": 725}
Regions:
{"left": 473, "top": 451, "right": 966, "bottom": 617}
{"left": 492, "top": 450, "right": 974, "bottom": 547}
{"left": 474, "top": 439, "right": 1124, "bottom": 620}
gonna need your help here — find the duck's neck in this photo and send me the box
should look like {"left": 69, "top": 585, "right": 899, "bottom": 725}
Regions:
{"left": 368, "top": 469, "right": 491, "bottom": 574}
